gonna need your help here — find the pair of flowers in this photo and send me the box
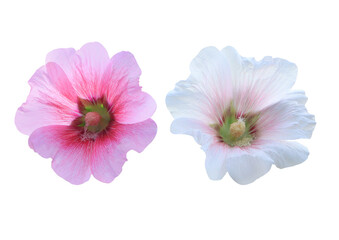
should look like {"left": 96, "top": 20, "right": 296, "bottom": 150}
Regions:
{"left": 16, "top": 42, "right": 315, "bottom": 185}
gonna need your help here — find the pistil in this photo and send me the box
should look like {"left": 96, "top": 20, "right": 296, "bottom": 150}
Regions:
{"left": 212, "top": 103, "right": 258, "bottom": 147}
{"left": 85, "top": 112, "right": 101, "bottom": 126}
{"left": 229, "top": 118, "right": 245, "bottom": 139}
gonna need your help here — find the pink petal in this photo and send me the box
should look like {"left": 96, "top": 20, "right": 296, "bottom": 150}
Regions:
{"left": 15, "top": 63, "right": 79, "bottom": 135}
{"left": 46, "top": 45, "right": 156, "bottom": 124}
{"left": 45, "top": 62, "right": 78, "bottom": 102}
{"left": 100, "top": 51, "right": 156, "bottom": 124}
{"left": 76, "top": 42, "right": 110, "bottom": 77}
{"left": 91, "top": 119, "right": 157, "bottom": 183}
{"left": 89, "top": 142, "right": 126, "bottom": 184}
{"left": 45, "top": 47, "right": 76, "bottom": 79}
{"left": 103, "top": 51, "right": 141, "bottom": 91}
{"left": 113, "top": 91, "right": 156, "bottom": 124}
{"left": 70, "top": 42, "right": 110, "bottom": 99}
{"left": 47, "top": 42, "right": 110, "bottom": 100}
{"left": 28, "top": 125, "right": 91, "bottom": 185}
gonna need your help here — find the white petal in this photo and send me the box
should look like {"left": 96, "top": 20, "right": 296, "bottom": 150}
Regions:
{"left": 170, "top": 118, "right": 214, "bottom": 146}
{"left": 189, "top": 47, "right": 233, "bottom": 106}
{"left": 220, "top": 46, "right": 242, "bottom": 81}
{"left": 166, "top": 79, "right": 210, "bottom": 120}
{"left": 204, "top": 142, "right": 228, "bottom": 180}
{"left": 260, "top": 141, "right": 309, "bottom": 168}
{"left": 227, "top": 148, "right": 272, "bottom": 185}
{"left": 257, "top": 95, "right": 316, "bottom": 140}
{"left": 284, "top": 90, "right": 308, "bottom": 105}
{"left": 221, "top": 46, "right": 298, "bottom": 113}
{"left": 166, "top": 47, "right": 233, "bottom": 123}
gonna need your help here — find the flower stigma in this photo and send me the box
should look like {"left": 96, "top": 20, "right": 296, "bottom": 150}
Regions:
{"left": 85, "top": 112, "right": 101, "bottom": 126}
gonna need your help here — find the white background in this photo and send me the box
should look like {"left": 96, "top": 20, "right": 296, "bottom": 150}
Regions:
{"left": 0, "top": 0, "right": 338, "bottom": 239}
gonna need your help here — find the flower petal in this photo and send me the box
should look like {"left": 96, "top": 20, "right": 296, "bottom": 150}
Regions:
{"left": 103, "top": 51, "right": 142, "bottom": 91}
{"left": 45, "top": 47, "right": 76, "bottom": 78}
{"left": 115, "top": 119, "right": 158, "bottom": 153}
{"left": 68, "top": 42, "right": 110, "bottom": 99}
{"left": 90, "top": 140, "right": 126, "bottom": 184}
{"left": 226, "top": 148, "right": 272, "bottom": 185}
{"left": 204, "top": 142, "right": 228, "bottom": 180}
{"left": 101, "top": 51, "right": 156, "bottom": 124}
{"left": 170, "top": 118, "right": 214, "bottom": 146}
{"left": 76, "top": 42, "right": 110, "bottom": 74}
{"left": 46, "top": 42, "right": 110, "bottom": 100}
{"left": 166, "top": 79, "right": 207, "bottom": 120}
{"left": 75, "top": 42, "right": 110, "bottom": 86}
{"left": 257, "top": 94, "right": 316, "bottom": 140}
{"left": 28, "top": 125, "right": 91, "bottom": 185}
{"left": 113, "top": 91, "right": 156, "bottom": 124}
{"left": 167, "top": 47, "right": 233, "bottom": 123}
{"left": 15, "top": 63, "right": 79, "bottom": 135}
{"left": 221, "top": 46, "right": 298, "bottom": 113}
{"left": 260, "top": 140, "right": 309, "bottom": 168}
{"left": 284, "top": 90, "right": 308, "bottom": 105}
{"left": 189, "top": 47, "right": 233, "bottom": 110}
{"left": 90, "top": 119, "right": 157, "bottom": 183}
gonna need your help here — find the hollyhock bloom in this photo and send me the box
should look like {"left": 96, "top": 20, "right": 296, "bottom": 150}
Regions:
{"left": 16, "top": 42, "right": 157, "bottom": 185}
{"left": 166, "top": 46, "right": 315, "bottom": 184}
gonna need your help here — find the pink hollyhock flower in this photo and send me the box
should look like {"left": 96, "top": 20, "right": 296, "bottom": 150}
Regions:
{"left": 16, "top": 42, "right": 157, "bottom": 185}
{"left": 166, "top": 46, "right": 315, "bottom": 184}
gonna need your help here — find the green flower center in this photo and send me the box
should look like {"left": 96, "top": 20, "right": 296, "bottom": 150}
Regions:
{"left": 211, "top": 103, "right": 259, "bottom": 147}
{"left": 77, "top": 101, "right": 111, "bottom": 133}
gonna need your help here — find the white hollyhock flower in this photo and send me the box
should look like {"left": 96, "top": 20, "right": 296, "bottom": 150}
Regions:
{"left": 166, "top": 46, "right": 315, "bottom": 184}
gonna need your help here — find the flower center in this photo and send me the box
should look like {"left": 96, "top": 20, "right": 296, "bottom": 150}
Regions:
{"left": 85, "top": 112, "right": 101, "bottom": 126}
{"left": 74, "top": 99, "right": 111, "bottom": 134}
{"left": 229, "top": 119, "right": 245, "bottom": 138}
{"left": 211, "top": 103, "right": 259, "bottom": 147}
